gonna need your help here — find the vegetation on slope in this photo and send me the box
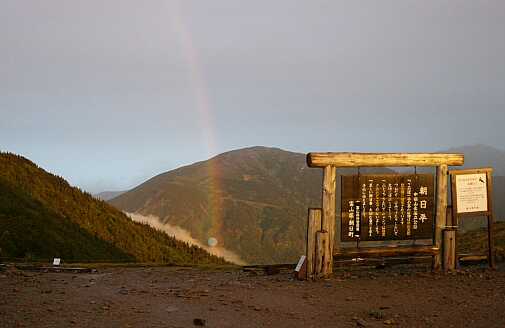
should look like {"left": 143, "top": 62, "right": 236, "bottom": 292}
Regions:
{"left": 0, "top": 152, "right": 227, "bottom": 265}
{"left": 112, "top": 147, "right": 321, "bottom": 264}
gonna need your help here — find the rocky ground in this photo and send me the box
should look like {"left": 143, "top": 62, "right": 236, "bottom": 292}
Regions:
{"left": 1, "top": 263, "right": 504, "bottom": 328}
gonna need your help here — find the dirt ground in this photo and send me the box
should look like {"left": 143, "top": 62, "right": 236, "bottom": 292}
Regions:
{"left": 1, "top": 263, "right": 505, "bottom": 328}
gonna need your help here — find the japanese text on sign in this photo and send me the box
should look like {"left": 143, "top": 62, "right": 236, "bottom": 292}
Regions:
{"left": 341, "top": 174, "right": 434, "bottom": 241}
{"left": 455, "top": 173, "right": 488, "bottom": 214}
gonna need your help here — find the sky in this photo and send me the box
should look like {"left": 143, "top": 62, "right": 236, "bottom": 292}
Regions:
{"left": 1, "top": 0, "right": 504, "bottom": 193}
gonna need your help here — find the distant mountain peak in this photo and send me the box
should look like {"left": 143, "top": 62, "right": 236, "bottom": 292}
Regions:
{"left": 446, "top": 144, "right": 505, "bottom": 153}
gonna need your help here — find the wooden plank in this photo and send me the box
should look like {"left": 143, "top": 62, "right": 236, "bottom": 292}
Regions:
{"left": 333, "top": 245, "right": 439, "bottom": 259}
{"left": 433, "top": 164, "right": 448, "bottom": 271}
{"left": 243, "top": 257, "right": 434, "bottom": 273}
{"left": 307, "top": 153, "right": 464, "bottom": 168}
{"left": 449, "top": 167, "right": 493, "bottom": 175}
{"left": 14, "top": 266, "right": 94, "bottom": 273}
{"left": 322, "top": 165, "right": 337, "bottom": 274}
{"left": 443, "top": 229, "right": 456, "bottom": 271}
{"left": 306, "top": 208, "right": 321, "bottom": 280}
{"left": 334, "top": 256, "right": 432, "bottom": 268}
{"left": 242, "top": 263, "right": 296, "bottom": 270}
{"left": 315, "top": 231, "right": 329, "bottom": 278}
{"left": 458, "top": 255, "right": 488, "bottom": 262}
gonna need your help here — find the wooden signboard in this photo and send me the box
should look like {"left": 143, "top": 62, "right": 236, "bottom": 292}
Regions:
{"left": 450, "top": 168, "right": 495, "bottom": 268}
{"left": 451, "top": 169, "right": 492, "bottom": 217}
{"left": 305, "top": 152, "right": 464, "bottom": 279}
{"left": 341, "top": 174, "right": 435, "bottom": 242}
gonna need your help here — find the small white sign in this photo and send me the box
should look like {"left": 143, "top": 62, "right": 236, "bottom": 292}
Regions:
{"left": 295, "top": 255, "right": 306, "bottom": 272}
{"left": 53, "top": 258, "right": 61, "bottom": 266}
{"left": 455, "top": 173, "right": 488, "bottom": 214}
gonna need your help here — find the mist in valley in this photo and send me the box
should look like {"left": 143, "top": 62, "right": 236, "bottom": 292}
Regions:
{"left": 126, "top": 212, "right": 246, "bottom": 265}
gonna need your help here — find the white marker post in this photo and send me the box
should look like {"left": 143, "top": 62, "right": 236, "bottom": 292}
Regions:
{"left": 294, "top": 255, "right": 307, "bottom": 280}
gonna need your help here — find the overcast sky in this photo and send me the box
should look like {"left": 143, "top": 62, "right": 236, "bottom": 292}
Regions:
{"left": 1, "top": 0, "right": 504, "bottom": 193}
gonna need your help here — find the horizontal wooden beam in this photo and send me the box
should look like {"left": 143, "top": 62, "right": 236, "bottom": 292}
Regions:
{"left": 307, "top": 152, "right": 464, "bottom": 168}
{"left": 334, "top": 256, "right": 432, "bottom": 268}
{"left": 449, "top": 167, "right": 493, "bottom": 175}
{"left": 333, "top": 246, "right": 440, "bottom": 259}
{"left": 458, "top": 255, "right": 488, "bottom": 262}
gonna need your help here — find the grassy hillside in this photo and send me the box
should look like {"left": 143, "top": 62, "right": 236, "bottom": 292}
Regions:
{"left": 0, "top": 152, "right": 226, "bottom": 265}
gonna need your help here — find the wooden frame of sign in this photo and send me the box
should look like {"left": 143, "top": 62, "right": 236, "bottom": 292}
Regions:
{"left": 305, "top": 152, "right": 464, "bottom": 280}
{"left": 449, "top": 168, "right": 495, "bottom": 269}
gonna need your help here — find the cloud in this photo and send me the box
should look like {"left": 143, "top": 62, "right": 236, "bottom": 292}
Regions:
{"left": 126, "top": 212, "right": 246, "bottom": 265}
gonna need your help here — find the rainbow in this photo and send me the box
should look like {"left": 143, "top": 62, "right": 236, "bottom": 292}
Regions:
{"left": 169, "top": 1, "right": 224, "bottom": 247}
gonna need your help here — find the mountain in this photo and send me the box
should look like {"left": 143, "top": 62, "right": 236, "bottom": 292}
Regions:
{"left": 0, "top": 152, "right": 226, "bottom": 265}
{"left": 445, "top": 144, "right": 505, "bottom": 176}
{"left": 95, "top": 190, "right": 126, "bottom": 201}
{"left": 110, "top": 146, "right": 393, "bottom": 264}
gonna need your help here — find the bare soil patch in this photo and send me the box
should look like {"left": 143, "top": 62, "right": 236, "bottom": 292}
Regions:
{"left": 1, "top": 263, "right": 504, "bottom": 328}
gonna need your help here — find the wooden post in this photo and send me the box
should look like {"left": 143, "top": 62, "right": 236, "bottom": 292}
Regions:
{"left": 322, "top": 165, "right": 336, "bottom": 275}
{"left": 315, "top": 231, "right": 329, "bottom": 278}
{"left": 487, "top": 215, "right": 496, "bottom": 269}
{"left": 443, "top": 228, "right": 456, "bottom": 271}
{"left": 486, "top": 170, "right": 496, "bottom": 269}
{"left": 446, "top": 205, "right": 454, "bottom": 227}
{"left": 446, "top": 206, "right": 458, "bottom": 269}
{"left": 306, "top": 208, "right": 322, "bottom": 280}
{"left": 433, "top": 164, "right": 448, "bottom": 271}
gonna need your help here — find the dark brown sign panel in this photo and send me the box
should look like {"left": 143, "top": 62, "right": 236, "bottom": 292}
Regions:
{"left": 341, "top": 174, "right": 435, "bottom": 242}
